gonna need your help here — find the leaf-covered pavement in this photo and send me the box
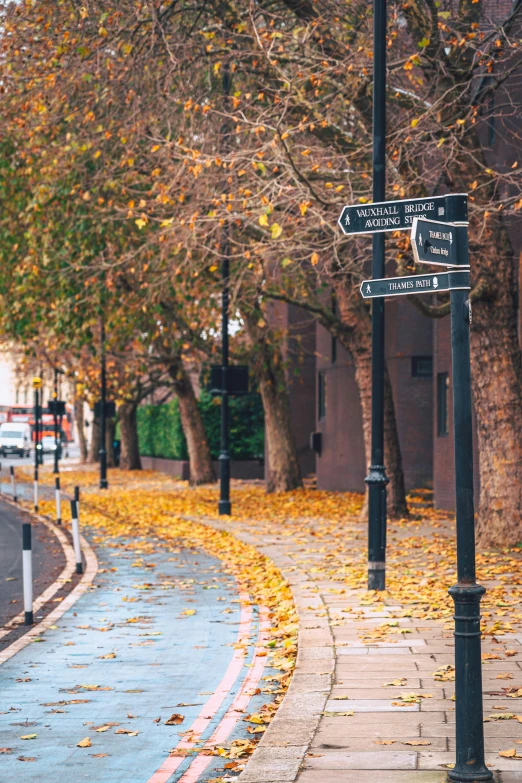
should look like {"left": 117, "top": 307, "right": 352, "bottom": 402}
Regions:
{"left": 1, "top": 474, "right": 296, "bottom": 782}
{"left": 14, "top": 466, "right": 522, "bottom": 774}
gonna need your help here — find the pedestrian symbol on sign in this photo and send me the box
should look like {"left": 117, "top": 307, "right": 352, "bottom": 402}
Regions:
{"left": 418, "top": 232, "right": 423, "bottom": 246}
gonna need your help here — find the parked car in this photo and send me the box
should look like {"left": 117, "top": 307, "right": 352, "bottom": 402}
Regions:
{"left": 0, "top": 423, "right": 31, "bottom": 458}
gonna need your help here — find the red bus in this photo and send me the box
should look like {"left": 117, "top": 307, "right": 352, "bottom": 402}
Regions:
{"left": 6, "top": 404, "right": 73, "bottom": 442}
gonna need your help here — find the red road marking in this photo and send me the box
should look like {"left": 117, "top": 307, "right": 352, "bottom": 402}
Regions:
{"left": 146, "top": 599, "right": 271, "bottom": 783}
{"left": 177, "top": 608, "right": 271, "bottom": 783}
{"left": 146, "top": 591, "right": 253, "bottom": 783}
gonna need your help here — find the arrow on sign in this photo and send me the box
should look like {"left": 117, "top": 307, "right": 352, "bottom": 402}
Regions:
{"left": 360, "top": 270, "right": 470, "bottom": 299}
{"left": 410, "top": 217, "right": 465, "bottom": 266}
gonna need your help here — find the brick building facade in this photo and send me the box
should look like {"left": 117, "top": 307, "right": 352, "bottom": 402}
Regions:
{"left": 272, "top": 298, "right": 483, "bottom": 511}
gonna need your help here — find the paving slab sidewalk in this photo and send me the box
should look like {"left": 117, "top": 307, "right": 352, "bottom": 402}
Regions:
{"left": 201, "top": 510, "right": 522, "bottom": 783}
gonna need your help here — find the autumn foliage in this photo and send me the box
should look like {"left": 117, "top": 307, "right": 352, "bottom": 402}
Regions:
{"left": 0, "top": 1, "right": 521, "bottom": 537}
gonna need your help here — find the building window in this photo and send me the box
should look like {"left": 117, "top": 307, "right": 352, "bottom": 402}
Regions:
{"left": 318, "top": 371, "right": 327, "bottom": 421}
{"left": 412, "top": 356, "right": 433, "bottom": 378}
{"left": 437, "top": 372, "right": 449, "bottom": 437}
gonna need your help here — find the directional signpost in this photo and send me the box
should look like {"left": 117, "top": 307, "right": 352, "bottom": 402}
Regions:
{"left": 338, "top": 193, "right": 468, "bottom": 236}
{"left": 338, "top": 197, "right": 490, "bottom": 782}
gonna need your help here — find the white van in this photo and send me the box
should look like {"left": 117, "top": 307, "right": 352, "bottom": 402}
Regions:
{"left": 0, "top": 422, "right": 32, "bottom": 458}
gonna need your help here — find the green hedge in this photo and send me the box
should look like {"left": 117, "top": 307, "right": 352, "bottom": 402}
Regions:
{"left": 137, "top": 391, "right": 264, "bottom": 461}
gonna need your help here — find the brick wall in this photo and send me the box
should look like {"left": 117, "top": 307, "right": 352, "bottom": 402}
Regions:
{"left": 315, "top": 328, "right": 366, "bottom": 491}
{"left": 315, "top": 299, "right": 434, "bottom": 492}
{"left": 433, "top": 317, "right": 480, "bottom": 511}
{"left": 265, "top": 301, "right": 317, "bottom": 480}
{"left": 386, "top": 300, "right": 434, "bottom": 489}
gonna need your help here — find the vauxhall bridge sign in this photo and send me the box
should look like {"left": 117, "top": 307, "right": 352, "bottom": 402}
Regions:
{"left": 338, "top": 193, "right": 468, "bottom": 235}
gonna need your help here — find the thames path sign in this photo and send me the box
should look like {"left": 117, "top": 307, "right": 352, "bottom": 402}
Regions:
{"left": 338, "top": 193, "right": 468, "bottom": 235}
{"left": 360, "top": 269, "right": 470, "bottom": 299}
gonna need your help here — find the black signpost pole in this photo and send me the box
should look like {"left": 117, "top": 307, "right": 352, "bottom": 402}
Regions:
{"left": 218, "top": 65, "right": 231, "bottom": 517}
{"left": 99, "top": 315, "right": 108, "bottom": 490}
{"left": 448, "top": 226, "right": 491, "bottom": 783}
{"left": 366, "top": 0, "right": 388, "bottom": 591}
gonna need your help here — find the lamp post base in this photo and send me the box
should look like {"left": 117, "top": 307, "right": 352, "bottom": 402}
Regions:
{"left": 368, "top": 564, "right": 385, "bottom": 591}
{"left": 218, "top": 499, "right": 231, "bottom": 516}
{"left": 100, "top": 479, "right": 108, "bottom": 490}
{"left": 365, "top": 464, "right": 388, "bottom": 591}
{"left": 448, "top": 582, "right": 492, "bottom": 783}
{"left": 448, "top": 769, "right": 493, "bottom": 782}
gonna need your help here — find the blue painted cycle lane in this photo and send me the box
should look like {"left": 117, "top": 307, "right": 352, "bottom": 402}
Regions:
{"left": 0, "top": 537, "right": 268, "bottom": 782}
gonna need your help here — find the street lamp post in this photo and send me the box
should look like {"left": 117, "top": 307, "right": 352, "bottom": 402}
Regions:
{"left": 53, "top": 368, "right": 59, "bottom": 475}
{"left": 219, "top": 234, "right": 231, "bottom": 516}
{"left": 218, "top": 64, "right": 232, "bottom": 516}
{"left": 366, "top": 0, "right": 389, "bottom": 590}
{"left": 32, "top": 376, "right": 42, "bottom": 512}
{"left": 99, "top": 315, "right": 108, "bottom": 490}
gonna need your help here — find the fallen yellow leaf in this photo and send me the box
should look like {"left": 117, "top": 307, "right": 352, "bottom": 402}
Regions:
{"left": 403, "top": 740, "right": 431, "bottom": 746}
{"left": 165, "top": 714, "right": 184, "bottom": 725}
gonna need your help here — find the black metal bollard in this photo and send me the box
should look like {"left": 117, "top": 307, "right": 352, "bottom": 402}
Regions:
{"left": 22, "top": 523, "right": 33, "bottom": 625}
{"left": 70, "top": 499, "right": 83, "bottom": 575}
{"left": 55, "top": 477, "right": 61, "bottom": 525}
{"left": 10, "top": 466, "right": 17, "bottom": 503}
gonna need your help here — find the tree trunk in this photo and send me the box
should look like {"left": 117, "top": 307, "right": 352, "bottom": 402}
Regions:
{"left": 383, "top": 369, "right": 408, "bottom": 518}
{"left": 336, "top": 291, "right": 408, "bottom": 518}
{"left": 169, "top": 360, "right": 216, "bottom": 485}
{"left": 244, "top": 313, "right": 303, "bottom": 492}
{"left": 259, "top": 370, "right": 303, "bottom": 492}
{"left": 449, "top": 136, "right": 522, "bottom": 546}
{"left": 106, "top": 418, "right": 116, "bottom": 468}
{"left": 74, "top": 396, "right": 88, "bottom": 463}
{"left": 470, "top": 214, "right": 522, "bottom": 546}
{"left": 88, "top": 415, "right": 100, "bottom": 463}
{"left": 119, "top": 402, "right": 142, "bottom": 471}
